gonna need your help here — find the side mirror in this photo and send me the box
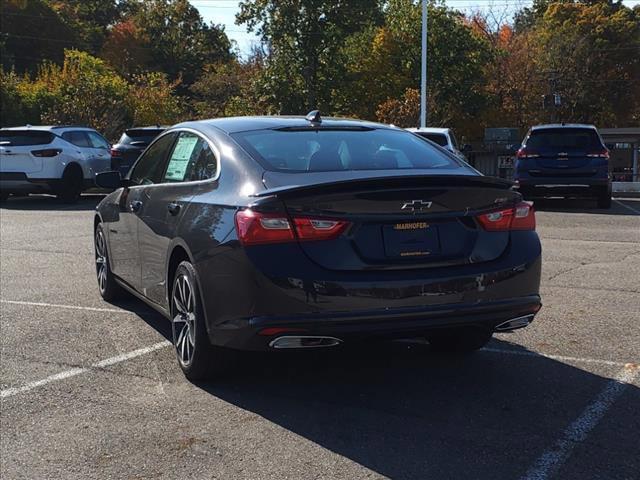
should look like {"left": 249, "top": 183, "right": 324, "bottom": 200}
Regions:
{"left": 462, "top": 144, "right": 472, "bottom": 153}
{"left": 95, "top": 171, "right": 125, "bottom": 189}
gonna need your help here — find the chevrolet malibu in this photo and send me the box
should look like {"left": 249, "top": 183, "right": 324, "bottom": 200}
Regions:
{"left": 93, "top": 113, "right": 542, "bottom": 380}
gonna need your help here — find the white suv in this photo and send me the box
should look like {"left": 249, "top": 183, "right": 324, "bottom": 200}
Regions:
{"left": 0, "top": 126, "right": 111, "bottom": 202}
{"left": 406, "top": 127, "right": 468, "bottom": 161}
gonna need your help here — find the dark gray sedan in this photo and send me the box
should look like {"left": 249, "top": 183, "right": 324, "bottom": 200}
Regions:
{"left": 94, "top": 113, "right": 542, "bottom": 380}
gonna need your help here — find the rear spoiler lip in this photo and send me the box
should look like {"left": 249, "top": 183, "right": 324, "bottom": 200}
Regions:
{"left": 251, "top": 174, "right": 514, "bottom": 198}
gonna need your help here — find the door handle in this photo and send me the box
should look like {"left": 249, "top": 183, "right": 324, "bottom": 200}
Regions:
{"left": 167, "top": 202, "right": 181, "bottom": 215}
{"left": 129, "top": 200, "right": 143, "bottom": 213}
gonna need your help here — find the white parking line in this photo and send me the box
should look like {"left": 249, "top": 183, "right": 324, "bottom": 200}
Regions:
{"left": 482, "top": 347, "right": 629, "bottom": 368}
{"left": 521, "top": 365, "right": 640, "bottom": 480}
{"left": 0, "top": 341, "right": 171, "bottom": 399}
{"left": 0, "top": 299, "right": 140, "bottom": 315}
{"left": 613, "top": 199, "right": 640, "bottom": 215}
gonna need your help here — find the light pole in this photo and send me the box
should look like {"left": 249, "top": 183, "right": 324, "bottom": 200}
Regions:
{"left": 420, "top": 0, "right": 427, "bottom": 128}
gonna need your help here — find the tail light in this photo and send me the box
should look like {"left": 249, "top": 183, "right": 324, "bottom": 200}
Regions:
{"left": 110, "top": 149, "right": 122, "bottom": 157}
{"left": 235, "top": 209, "right": 350, "bottom": 246}
{"left": 587, "top": 150, "right": 609, "bottom": 159}
{"left": 516, "top": 148, "right": 539, "bottom": 159}
{"left": 31, "top": 148, "right": 61, "bottom": 157}
{"left": 476, "top": 201, "right": 536, "bottom": 231}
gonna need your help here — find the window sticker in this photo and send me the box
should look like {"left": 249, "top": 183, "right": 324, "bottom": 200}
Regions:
{"left": 165, "top": 136, "right": 199, "bottom": 181}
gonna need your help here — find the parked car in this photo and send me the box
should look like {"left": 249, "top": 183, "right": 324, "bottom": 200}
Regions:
{"left": 94, "top": 112, "right": 542, "bottom": 380}
{"left": 514, "top": 124, "right": 612, "bottom": 208}
{"left": 406, "top": 127, "right": 469, "bottom": 161}
{"left": 110, "top": 126, "right": 166, "bottom": 177}
{"left": 0, "top": 126, "right": 111, "bottom": 203}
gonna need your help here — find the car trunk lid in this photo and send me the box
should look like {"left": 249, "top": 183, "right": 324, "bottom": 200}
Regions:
{"left": 256, "top": 172, "right": 519, "bottom": 271}
{"left": 0, "top": 130, "right": 55, "bottom": 174}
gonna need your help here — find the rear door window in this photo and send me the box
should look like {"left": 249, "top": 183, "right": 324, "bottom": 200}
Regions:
{"left": 0, "top": 130, "right": 54, "bottom": 146}
{"left": 525, "top": 128, "right": 603, "bottom": 152}
{"left": 163, "top": 132, "right": 218, "bottom": 183}
{"left": 62, "top": 131, "right": 92, "bottom": 148}
{"left": 87, "top": 131, "right": 110, "bottom": 150}
{"left": 232, "top": 128, "right": 461, "bottom": 172}
{"left": 118, "top": 129, "right": 164, "bottom": 147}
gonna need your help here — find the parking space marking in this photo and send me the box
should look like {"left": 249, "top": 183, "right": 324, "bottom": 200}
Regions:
{"left": 521, "top": 365, "right": 640, "bottom": 480}
{"left": 0, "top": 341, "right": 171, "bottom": 399}
{"left": 482, "top": 347, "right": 630, "bottom": 368}
{"left": 613, "top": 199, "right": 640, "bottom": 215}
{"left": 0, "top": 299, "right": 140, "bottom": 315}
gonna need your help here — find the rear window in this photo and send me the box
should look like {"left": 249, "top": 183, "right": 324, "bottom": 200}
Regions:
{"left": 118, "top": 129, "right": 164, "bottom": 146}
{"left": 416, "top": 132, "right": 449, "bottom": 147}
{"left": 0, "top": 130, "right": 54, "bottom": 146}
{"left": 525, "top": 128, "right": 603, "bottom": 151}
{"left": 231, "top": 128, "right": 462, "bottom": 172}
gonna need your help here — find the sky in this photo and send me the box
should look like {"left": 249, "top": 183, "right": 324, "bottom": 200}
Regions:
{"left": 191, "top": 0, "right": 640, "bottom": 57}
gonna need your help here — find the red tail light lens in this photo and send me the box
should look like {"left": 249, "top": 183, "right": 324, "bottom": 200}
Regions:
{"left": 235, "top": 210, "right": 295, "bottom": 245}
{"left": 476, "top": 201, "right": 535, "bottom": 231}
{"left": 516, "top": 148, "right": 539, "bottom": 159}
{"left": 235, "top": 209, "right": 350, "bottom": 246}
{"left": 292, "top": 218, "right": 350, "bottom": 241}
{"left": 110, "top": 149, "right": 122, "bottom": 157}
{"left": 31, "top": 148, "right": 61, "bottom": 157}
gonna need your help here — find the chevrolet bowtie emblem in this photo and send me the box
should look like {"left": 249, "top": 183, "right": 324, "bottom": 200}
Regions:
{"left": 401, "top": 200, "right": 433, "bottom": 212}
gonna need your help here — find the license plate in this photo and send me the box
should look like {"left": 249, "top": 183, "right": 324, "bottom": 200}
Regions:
{"left": 382, "top": 223, "right": 440, "bottom": 258}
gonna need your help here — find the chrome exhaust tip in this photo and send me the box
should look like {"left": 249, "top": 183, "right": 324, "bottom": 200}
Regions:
{"left": 269, "top": 336, "right": 343, "bottom": 349}
{"left": 494, "top": 314, "right": 534, "bottom": 332}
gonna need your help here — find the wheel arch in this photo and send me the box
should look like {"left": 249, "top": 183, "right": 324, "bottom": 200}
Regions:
{"left": 166, "top": 240, "right": 214, "bottom": 336}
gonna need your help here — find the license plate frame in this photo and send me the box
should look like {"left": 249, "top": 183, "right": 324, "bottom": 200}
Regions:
{"left": 382, "top": 224, "right": 441, "bottom": 258}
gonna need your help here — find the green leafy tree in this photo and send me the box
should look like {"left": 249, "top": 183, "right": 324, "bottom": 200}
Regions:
{"left": 335, "top": 0, "right": 493, "bottom": 137}
{"left": 236, "top": 0, "right": 384, "bottom": 113}
{"left": 0, "top": 67, "right": 27, "bottom": 126}
{"left": 0, "top": 0, "right": 78, "bottom": 72}
{"left": 19, "top": 50, "right": 130, "bottom": 138}
{"left": 48, "top": 0, "right": 121, "bottom": 54}
{"left": 125, "top": 0, "right": 233, "bottom": 90}
{"left": 531, "top": 2, "right": 640, "bottom": 125}
{"left": 127, "top": 72, "right": 185, "bottom": 126}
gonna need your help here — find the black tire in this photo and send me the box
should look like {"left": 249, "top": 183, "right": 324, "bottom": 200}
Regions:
{"left": 57, "top": 165, "right": 83, "bottom": 203}
{"left": 427, "top": 328, "right": 493, "bottom": 353}
{"left": 94, "top": 224, "right": 123, "bottom": 301}
{"left": 597, "top": 192, "right": 612, "bottom": 209}
{"left": 170, "top": 261, "right": 234, "bottom": 381}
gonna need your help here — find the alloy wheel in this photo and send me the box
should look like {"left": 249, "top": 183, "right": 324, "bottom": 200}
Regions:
{"left": 172, "top": 274, "right": 196, "bottom": 366}
{"left": 95, "top": 230, "right": 108, "bottom": 293}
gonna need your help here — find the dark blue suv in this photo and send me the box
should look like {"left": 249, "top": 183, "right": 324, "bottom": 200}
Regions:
{"left": 514, "top": 124, "right": 611, "bottom": 208}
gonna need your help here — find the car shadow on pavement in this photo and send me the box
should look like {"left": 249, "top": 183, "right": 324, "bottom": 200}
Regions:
{"left": 534, "top": 197, "right": 640, "bottom": 215}
{"left": 198, "top": 339, "right": 639, "bottom": 479}
{"left": 0, "top": 193, "right": 106, "bottom": 211}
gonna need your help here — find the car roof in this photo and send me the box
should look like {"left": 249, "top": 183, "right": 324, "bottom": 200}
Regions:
{"left": 170, "top": 116, "right": 394, "bottom": 135}
{"left": 125, "top": 126, "right": 167, "bottom": 131}
{"left": 531, "top": 123, "right": 596, "bottom": 130}
{"left": 406, "top": 127, "right": 450, "bottom": 134}
{"left": 0, "top": 125, "right": 95, "bottom": 133}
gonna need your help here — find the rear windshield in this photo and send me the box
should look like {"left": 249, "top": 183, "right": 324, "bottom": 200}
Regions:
{"left": 0, "top": 130, "right": 54, "bottom": 146}
{"left": 525, "top": 128, "right": 603, "bottom": 151}
{"left": 118, "top": 129, "right": 164, "bottom": 146}
{"left": 415, "top": 132, "right": 449, "bottom": 147}
{"left": 231, "top": 128, "right": 462, "bottom": 172}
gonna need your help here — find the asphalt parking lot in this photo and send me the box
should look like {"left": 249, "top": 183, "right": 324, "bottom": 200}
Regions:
{"left": 1, "top": 195, "right": 639, "bottom": 480}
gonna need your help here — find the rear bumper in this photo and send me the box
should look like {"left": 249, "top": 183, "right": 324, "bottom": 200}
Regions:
{"left": 211, "top": 295, "right": 542, "bottom": 351}
{"left": 0, "top": 173, "right": 94, "bottom": 194}
{"left": 516, "top": 179, "right": 610, "bottom": 198}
